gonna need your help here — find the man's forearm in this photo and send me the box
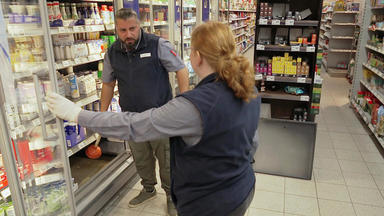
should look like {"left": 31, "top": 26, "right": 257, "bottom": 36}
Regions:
{"left": 176, "top": 67, "right": 189, "bottom": 93}
{"left": 100, "top": 83, "right": 115, "bottom": 112}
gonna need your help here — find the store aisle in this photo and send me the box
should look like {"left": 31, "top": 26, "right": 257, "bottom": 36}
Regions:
{"left": 98, "top": 70, "right": 384, "bottom": 216}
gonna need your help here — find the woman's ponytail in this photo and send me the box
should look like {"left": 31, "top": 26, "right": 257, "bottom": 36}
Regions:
{"left": 192, "top": 22, "right": 256, "bottom": 102}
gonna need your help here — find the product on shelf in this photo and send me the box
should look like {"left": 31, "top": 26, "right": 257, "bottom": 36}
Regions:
{"left": 259, "top": 2, "right": 311, "bottom": 21}
{"left": 256, "top": 53, "right": 310, "bottom": 77}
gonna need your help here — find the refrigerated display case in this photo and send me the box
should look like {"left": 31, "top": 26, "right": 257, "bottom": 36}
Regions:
{"left": 0, "top": 0, "right": 76, "bottom": 215}
{"left": 181, "top": 0, "right": 198, "bottom": 87}
{"left": 124, "top": 0, "right": 170, "bottom": 39}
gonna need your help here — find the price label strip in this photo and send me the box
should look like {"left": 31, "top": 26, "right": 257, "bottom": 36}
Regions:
{"left": 285, "top": 19, "right": 295, "bottom": 26}
{"left": 266, "top": 76, "right": 275, "bottom": 81}
{"left": 62, "top": 60, "right": 71, "bottom": 67}
{"left": 300, "top": 95, "right": 310, "bottom": 101}
{"left": 67, "top": 149, "right": 73, "bottom": 156}
{"left": 306, "top": 46, "right": 316, "bottom": 52}
{"left": 259, "top": 19, "right": 268, "bottom": 25}
{"left": 58, "top": 27, "right": 66, "bottom": 33}
{"left": 255, "top": 74, "right": 263, "bottom": 80}
{"left": 297, "top": 77, "right": 306, "bottom": 83}
{"left": 73, "top": 26, "right": 83, "bottom": 32}
{"left": 256, "top": 44, "right": 265, "bottom": 51}
{"left": 272, "top": 20, "right": 281, "bottom": 25}
{"left": 74, "top": 58, "right": 82, "bottom": 65}
{"left": 291, "top": 46, "right": 300, "bottom": 52}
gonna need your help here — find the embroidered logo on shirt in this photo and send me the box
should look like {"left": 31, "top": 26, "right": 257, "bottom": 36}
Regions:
{"left": 170, "top": 50, "right": 177, "bottom": 57}
{"left": 140, "top": 53, "right": 151, "bottom": 58}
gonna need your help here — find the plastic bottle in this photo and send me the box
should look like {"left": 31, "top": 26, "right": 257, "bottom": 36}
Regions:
{"left": 71, "top": 3, "right": 78, "bottom": 20}
{"left": 94, "top": 3, "right": 101, "bottom": 20}
{"left": 109, "top": 6, "right": 114, "bottom": 24}
{"left": 98, "top": 61, "right": 103, "bottom": 79}
{"left": 57, "top": 72, "right": 66, "bottom": 96}
{"left": 53, "top": 1, "right": 62, "bottom": 20}
{"left": 67, "top": 67, "right": 80, "bottom": 99}
{"left": 60, "top": 3, "right": 67, "bottom": 20}
{"left": 89, "top": 3, "right": 96, "bottom": 20}
{"left": 100, "top": 5, "right": 110, "bottom": 24}
{"left": 47, "top": 2, "right": 54, "bottom": 24}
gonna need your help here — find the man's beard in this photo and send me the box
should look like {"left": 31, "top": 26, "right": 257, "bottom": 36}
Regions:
{"left": 123, "top": 38, "right": 138, "bottom": 52}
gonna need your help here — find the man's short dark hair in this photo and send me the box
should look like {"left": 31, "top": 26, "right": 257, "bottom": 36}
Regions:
{"left": 115, "top": 8, "right": 138, "bottom": 21}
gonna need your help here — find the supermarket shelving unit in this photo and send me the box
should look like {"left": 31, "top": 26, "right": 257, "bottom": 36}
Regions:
{"left": 321, "top": 9, "right": 360, "bottom": 78}
{"left": 219, "top": 0, "right": 256, "bottom": 54}
{"left": 351, "top": 1, "right": 384, "bottom": 149}
{"left": 254, "top": 0, "right": 323, "bottom": 122}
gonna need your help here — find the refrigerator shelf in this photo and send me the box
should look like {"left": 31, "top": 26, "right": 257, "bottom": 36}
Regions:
{"left": 67, "top": 133, "right": 97, "bottom": 157}
{"left": 10, "top": 114, "right": 56, "bottom": 140}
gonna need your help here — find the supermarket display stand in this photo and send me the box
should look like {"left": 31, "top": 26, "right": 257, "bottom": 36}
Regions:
{"left": 252, "top": 0, "right": 323, "bottom": 180}
{"left": 351, "top": 1, "right": 384, "bottom": 150}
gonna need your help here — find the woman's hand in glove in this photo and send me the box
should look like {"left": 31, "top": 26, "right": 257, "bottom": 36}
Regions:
{"left": 46, "top": 92, "right": 82, "bottom": 123}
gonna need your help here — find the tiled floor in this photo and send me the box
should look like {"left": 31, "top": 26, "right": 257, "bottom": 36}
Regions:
{"left": 99, "top": 57, "right": 384, "bottom": 215}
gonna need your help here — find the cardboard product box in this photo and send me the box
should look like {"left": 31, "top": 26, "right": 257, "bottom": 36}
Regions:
{"left": 65, "top": 123, "right": 86, "bottom": 148}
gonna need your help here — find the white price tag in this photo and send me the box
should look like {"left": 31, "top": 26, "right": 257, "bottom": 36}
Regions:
{"left": 58, "top": 27, "right": 66, "bottom": 33}
{"left": 300, "top": 96, "right": 310, "bottom": 101}
{"left": 73, "top": 26, "right": 83, "bottom": 32}
{"left": 256, "top": 44, "right": 265, "bottom": 50}
{"left": 67, "top": 149, "right": 73, "bottom": 156}
{"left": 255, "top": 74, "right": 263, "bottom": 80}
{"left": 297, "top": 77, "right": 306, "bottom": 83}
{"left": 62, "top": 60, "right": 71, "bottom": 67}
{"left": 74, "top": 58, "right": 82, "bottom": 65}
{"left": 55, "top": 63, "right": 60, "bottom": 69}
{"left": 101, "top": 52, "right": 105, "bottom": 59}
{"left": 259, "top": 19, "right": 268, "bottom": 25}
{"left": 10, "top": 28, "right": 25, "bottom": 36}
{"left": 85, "top": 26, "right": 92, "bottom": 31}
{"left": 314, "top": 77, "right": 323, "bottom": 84}
{"left": 291, "top": 46, "right": 300, "bottom": 52}
{"left": 32, "top": 118, "right": 40, "bottom": 126}
{"left": 79, "top": 141, "right": 86, "bottom": 149}
{"left": 306, "top": 46, "right": 316, "bottom": 52}
{"left": 266, "top": 76, "right": 275, "bottom": 81}
{"left": 36, "top": 173, "right": 62, "bottom": 186}
{"left": 1, "top": 187, "right": 11, "bottom": 199}
{"left": 285, "top": 19, "right": 295, "bottom": 26}
{"left": 272, "top": 20, "right": 281, "bottom": 25}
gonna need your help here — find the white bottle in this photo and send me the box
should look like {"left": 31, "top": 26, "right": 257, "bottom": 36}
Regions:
{"left": 56, "top": 72, "right": 66, "bottom": 96}
{"left": 53, "top": 1, "right": 62, "bottom": 20}
{"left": 47, "top": 2, "right": 55, "bottom": 23}
{"left": 94, "top": 3, "right": 101, "bottom": 20}
{"left": 67, "top": 67, "right": 80, "bottom": 98}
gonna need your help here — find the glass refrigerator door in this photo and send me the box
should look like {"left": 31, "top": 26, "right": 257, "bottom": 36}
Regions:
{"left": 0, "top": 0, "right": 75, "bottom": 215}
{"left": 182, "top": 0, "right": 197, "bottom": 87}
{"left": 152, "top": 0, "right": 169, "bottom": 39}
{"left": 139, "top": 0, "right": 151, "bottom": 33}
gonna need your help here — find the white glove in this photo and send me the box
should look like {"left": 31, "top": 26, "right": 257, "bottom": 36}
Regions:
{"left": 46, "top": 92, "right": 82, "bottom": 123}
